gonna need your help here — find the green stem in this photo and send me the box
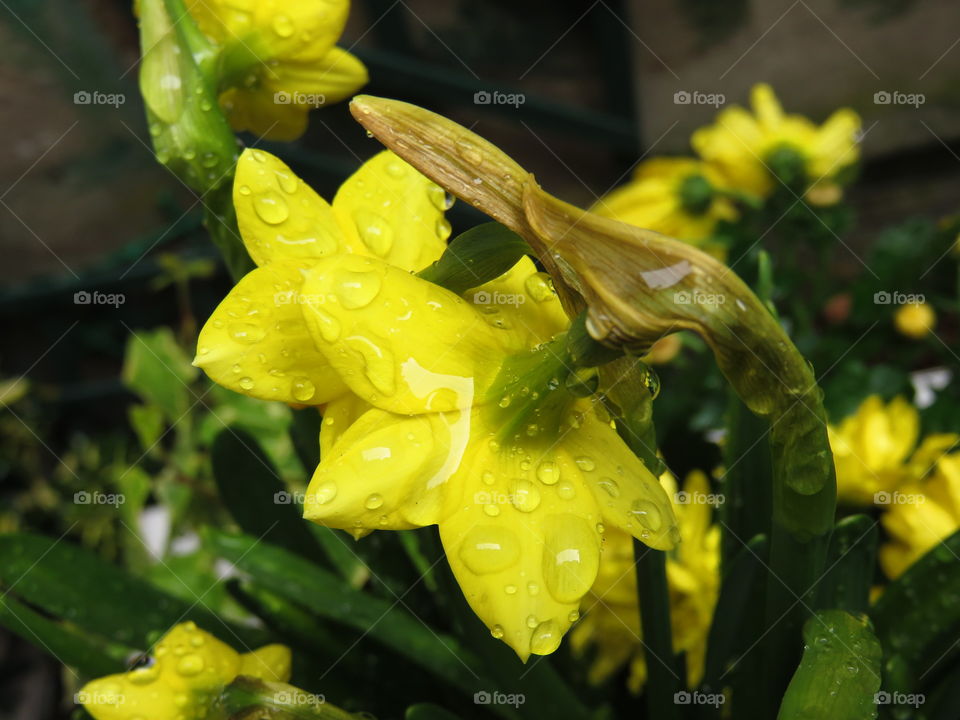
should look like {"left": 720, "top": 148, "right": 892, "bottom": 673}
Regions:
{"left": 635, "top": 542, "right": 680, "bottom": 720}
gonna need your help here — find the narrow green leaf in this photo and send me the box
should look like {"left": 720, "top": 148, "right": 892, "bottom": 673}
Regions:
{"left": 635, "top": 542, "right": 681, "bottom": 719}
{"left": 0, "top": 594, "right": 123, "bottom": 677}
{"left": 417, "top": 222, "right": 532, "bottom": 294}
{"left": 818, "top": 515, "right": 877, "bottom": 614}
{"left": 122, "top": 328, "right": 197, "bottom": 421}
{"left": 289, "top": 407, "right": 321, "bottom": 473}
{"left": 0, "top": 532, "right": 264, "bottom": 649}
{"left": 406, "top": 704, "right": 463, "bottom": 720}
{"left": 777, "top": 610, "right": 882, "bottom": 720}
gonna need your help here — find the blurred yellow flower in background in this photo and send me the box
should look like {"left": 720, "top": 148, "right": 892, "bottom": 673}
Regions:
{"left": 186, "top": 0, "right": 367, "bottom": 139}
{"left": 830, "top": 395, "right": 958, "bottom": 506}
{"left": 880, "top": 453, "right": 960, "bottom": 579}
{"left": 894, "top": 301, "right": 936, "bottom": 339}
{"left": 78, "top": 622, "right": 290, "bottom": 720}
{"left": 592, "top": 158, "right": 738, "bottom": 258}
{"left": 691, "top": 84, "right": 860, "bottom": 205}
{"left": 571, "top": 470, "right": 720, "bottom": 691}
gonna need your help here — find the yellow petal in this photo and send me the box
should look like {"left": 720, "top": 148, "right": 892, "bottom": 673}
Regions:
{"left": 332, "top": 150, "right": 450, "bottom": 272}
{"left": 239, "top": 644, "right": 292, "bottom": 682}
{"left": 267, "top": 47, "right": 368, "bottom": 105}
{"left": 234, "top": 149, "right": 345, "bottom": 266}
{"left": 439, "top": 436, "right": 603, "bottom": 660}
{"left": 464, "top": 256, "right": 569, "bottom": 351}
{"left": 252, "top": 0, "right": 350, "bottom": 63}
{"left": 195, "top": 259, "right": 348, "bottom": 405}
{"left": 304, "top": 406, "right": 470, "bottom": 532}
{"left": 560, "top": 403, "right": 679, "bottom": 550}
{"left": 220, "top": 86, "right": 310, "bottom": 141}
{"left": 300, "top": 254, "right": 505, "bottom": 414}
{"left": 319, "top": 392, "right": 372, "bottom": 458}
{"left": 751, "top": 83, "right": 784, "bottom": 129}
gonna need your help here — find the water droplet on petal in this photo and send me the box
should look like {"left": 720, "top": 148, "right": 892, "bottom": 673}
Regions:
{"left": 365, "top": 493, "right": 384, "bottom": 510}
{"left": 176, "top": 654, "right": 205, "bottom": 677}
{"left": 504, "top": 584, "right": 517, "bottom": 595}
{"left": 335, "top": 269, "right": 382, "bottom": 309}
{"left": 292, "top": 377, "right": 315, "bottom": 402}
{"left": 524, "top": 272, "right": 555, "bottom": 302}
{"left": 491, "top": 625, "right": 504, "bottom": 639}
{"left": 239, "top": 376, "right": 254, "bottom": 390}
{"left": 597, "top": 477, "right": 620, "bottom": 498}
{"left": 435, "top": 217, "right": 452, "bottom": 241}
{"left": 458, "top": 526, "right": 520, "bottom": 575}
{"left": 630, "top": 500, "right": 663, "bottom": 532}
{"left": 386, "top": 160, "right": 407, "bottom": 178}
{"left": 510, "top": 479, "right": 541, "bottom": 513}
{"left": 527, "top": 581, "right": 540, "bottom": 596}
{"left": 275, "top": 169, "right": 298, "bottom": 194}
{"left": 313, "top": 482, "right": 338, "bottom": 504}
{"left": 542, "top": 515, "right": 598, "bottom": 603}
{"left": 536, "top": 460, "right": 560, "bottom": 485}
{"left": 253, "top": 191, "right": 289, "bottom": 224}
{"left": 229, "top": 322, "right": 266, "bottom": 345}
{"left": 557, "top": 480, "right": 576, "bottom": 500}
{"left": 530, "top": 620, "right": 562, "bottom": 655}
{"left": 272, "top": 14, "right": 294, "bottom": 37}
{"left": 575, "top": 456, "right": 596, "bottom": 472}
{"left": 352, "top": 210, "right": 394, "bottom": 256}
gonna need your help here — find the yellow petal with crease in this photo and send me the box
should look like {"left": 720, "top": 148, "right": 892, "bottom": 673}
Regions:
{"left": 333, "top": 150, "right": 450, "bottom": 272}
{"left": 238, "top": 644, "right": 292, "bottom": 682}
{"left": 319, "top": 393, "right": 371, "bottom": 458}
{"left": 195, "top": 260, "right": 347, "bottom": 405}
{"left": 234, "top": 149, "right": 345, "bottom": 265}
{"left": 300, "top": 254, "right": 505, "bottom": 414}
{"left": 266, "top": 48, "right": 368, "bottom": 106}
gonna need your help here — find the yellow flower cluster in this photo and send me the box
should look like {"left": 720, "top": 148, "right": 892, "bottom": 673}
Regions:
{"left": 194, "top": 149, "right": 680, "bottom": 660}
{"left": 571, "top": 471, "right": 720, "bottom": 691}
{"left": 594, "top": 84, "right": 861, "bottom": 252}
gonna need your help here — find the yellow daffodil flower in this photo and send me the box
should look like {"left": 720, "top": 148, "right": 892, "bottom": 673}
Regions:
{"left": 77, "top": 622, "right": 290, "bottom": 720}
{"left": 293, "top": 254, "right": 678, "bottom": 660}
{"left": 894, "top": 301, "right": 936, "bottom": 339}
{"left": 571, "top": 470, "right": 720, "bottom": 691}
{"left": 691, "top": 84, "right": 860, "bottom": 204}
{"left": 880, "top": 453, "right": 960, "bottom": 578}
{"left": 829, "top": 395, "right": 958, "bottom": 506}
{"left": 592, "top": 158, "right": 738, "bottom": 259}
{"left": 186, "top": 0, "right": 367, "bottom": 139}
{"left": 193, "top": 147, "right": 451, "bottom": 405}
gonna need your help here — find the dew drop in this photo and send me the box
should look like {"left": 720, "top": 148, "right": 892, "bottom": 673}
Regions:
{"left": 575, "top": 456, "right": 596, "bottom": 472}
{"left": 275, "top": 169, "right": 298, "bottom": 194}
{"left": 504, "top": 584, "right": 517, "bottom": 595}
{"left": 435, "top": 217, "right": 452, "bottom": 241}
{"left": 527, "top": 582, "right": 540, "bottom": 596}
{"left": 176, "top": 654, "right": 205, "bottom": 677}
{"left": 630, "top": 500, "right": 663, "bottom": 532}
{"left": 229, "top": 321, "right": 266, "bottom": 345}
{"left": 306, "top": 307, "right": 341, "bottom": 342}
{"left": 253, "top": 191, "right": 289, "bottom": 224}
{"left": 313, "top": 482, "right": 338, "bottom": 504}
{"left": 542, "top": 515, "right": 598, "bottom": 603}
{"left": 536, "top": 460, "right": 560, "bottom": 485}
{"left": 491, "top": 625, "right": 504, "bottom": 639}
{"left": 483, "top": 503, "right": 501, "bottom": 517}
{"left": 385, "top": 160, "right": 407, "bottom": 178}
{"left": 335, "top": 269, "right": 382, "bottom": 309}
{"left": 272, "top": 14, "right": 294, "bottom": 37}
{"left": 292, "top": 377, "right": 316, "bottom": 402}
{"left": 239, "top": 376, "right": 254, "bottom": 390}
{"left": 458, "top": 526, "right": 520, "bottom": 575}
{"left": 530, "top": 620, "right": 562, "bottom": 655}
{"left": 524, "top": 272, "right": 555, "bottom": 302}
{"left": 526, "top": 615, "right": 539, "bottom": 629}
{"left": 557, "top": 480, "right": 576, "bottom": 500}
{"left": 365, "top": 494, "right": 384, "bottom": 510}
{"left": 510, "top": 479, "right": 541, "bottom": 513}
{"left": 352, "top": 209, "right": 394, "bottom": 256}
{"left": 597, "top": 477, "right": 620, "bottom": 498}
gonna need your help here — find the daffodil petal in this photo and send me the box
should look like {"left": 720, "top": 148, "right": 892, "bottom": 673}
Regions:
{"left": 304, "top": 406, "right": 470, "bottom": 532}
{"left": 332, "top": 150, "right": 450, "bottom": 272}
{"left": 195, "top": 260, "right": 348, "bottom": 405}
{"left": 300, "top": 254, "right": 505, "bottom": 414}
{"left": 464, "top": 256, "right": 569, "bottom": 351}
{"left": 560, "top": 404, "right": 678, "bottom": 550}
{"left": 439, "top": 437, "right": 603, "bottom": 660}
{"left": 252, "top": 0, "right": 350, "bottom": 62}
{"left": 220, "top": 86, "right": 309, "bottom": 141}
{"left": 239, "top": 644, "right": 292, "bottom": 682}
{"left": 266, "top": 47, "right": 368, "bottom": 105}
{"left": 319, "top": 392, "right": 371, "bottom": 458}
{"left": 234, "top": 149, "right": 345, "bottom": 266}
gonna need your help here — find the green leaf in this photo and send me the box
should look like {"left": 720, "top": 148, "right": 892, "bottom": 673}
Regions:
{"left": 211, "top": 428, "right": 327, "bottom": 566}
{"left": 289, "top": 407, "right": 321, "bottom": 473}
{"left": 122, "top": 328, "right": 197, "bottom": 421}
{"left": 129, "top": 403, "right": 165, "bottom": 453}
{"left": 406, "top": 704, "right": 463, "bottom": 720}
{"left": 0, "top": 594, "right": 123, "bottom": 677}
{"left": 0, "top": 532, "right": 264, "bottom": 649}
{"left": 205, "top": 529, "right": 485, "bottom": 697}
{"left": 417, "top": 222, "right": 532, "bottom": 294}
{"left": 635, "top": 543, "right": 681, "bottom": 720}
{"left": 817, "top": 515, "right": 878, "bottom": 614}
{"left": 777, "top": 610, "right": 882, "bottom": 720}
{"left": 871, "top": 529, "right": 960, "bottom": 693}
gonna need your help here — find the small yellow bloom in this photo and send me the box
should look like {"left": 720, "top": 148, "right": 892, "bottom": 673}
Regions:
{"left": 691, "top": 84, "right": 860, "bottom": 203}
{"left": 830, "top": 395, "right": 958, "bottom": 506}
{"left": 880, "top": 453, "right": 960, "bottom": 578}
{"left": 186, "top": 0, "right": 367, "bottom": 139}
{"left": 570, "top": 470, "right": 720, "bottom": 691}
{"left": 194, "top": 147, "right": 450, "bottom": 405}
{"left": 78, "top": 622, "right": 290, "bottom": 720}
{"left": 591, "top": 158, "right": 738, "bottom": 258}
{"left": 296, "top": 252, "right": 678, "bottom": 660}
{"left": 894, "top": 301, "right": 936, "bottom": 339}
